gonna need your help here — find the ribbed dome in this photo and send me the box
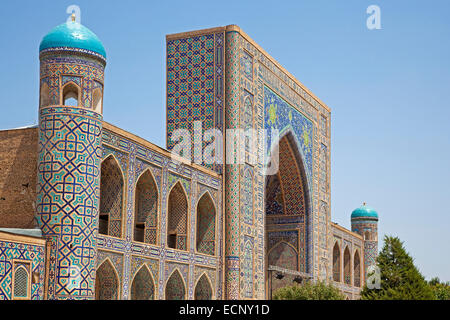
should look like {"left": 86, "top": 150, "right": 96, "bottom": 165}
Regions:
{"left": 351, "top": 204, "right": 378, "bottom": 219}
{"left": 39, "top": 20, "right": 106, "bottom": 58}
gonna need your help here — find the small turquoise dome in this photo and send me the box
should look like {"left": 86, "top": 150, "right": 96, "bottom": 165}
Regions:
{"left": 351, "top": 203, "right": 378, "bottom": 219}
{"left": 39, "top": 20, "right": 106, "bottom": 58}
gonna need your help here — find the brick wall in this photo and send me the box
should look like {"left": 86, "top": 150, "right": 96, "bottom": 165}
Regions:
{"left": 0, "top": 127, "right": 38, "bottom": 228}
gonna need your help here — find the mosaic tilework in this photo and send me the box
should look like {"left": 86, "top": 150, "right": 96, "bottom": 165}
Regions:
{"left": 100, "top": 155, "right": 124, "bottom": 238}
{"left": 135, "top": 170, "right": 158, "bottom": 244}
{"left": 36, "top": 107, "right": 102, "bottom": 299}
{"left": 264, "top": 86, "right": 313, "bottom": 183}
{"left": 166, "top": 32, "right": 225, "bottom": 174}
{"left": 165, "top": 269, "right": 186, "bottom": 300}
{"left": 238, "top": 29, "right": 336, "bottom": 285}
{"left": 331, "top": 225, "right": 365, "bottom": 291}
{"left": 224, "top": 30, "right": 241, "bottom": 299}
{"left": 39, "top": 53, "right": 105, "bottom": 109}
{"left": 241, "top": 165, "right": 254, "bottom": 225}
{"left": 194, "top": 273, "right": 213, "bottom": 299}
{"left": 0, "top": 239, "right": 46, "bottom": 300}
{"left": 351, "top": 219, "right": 378, "bottom": 277}
{"left": 241, "top": 235, "right": 254, "bottom": 298}
{"left": 98, "top": 128, "right": 222, "bottom": 300}
{"left": 38, "top": 48, "right": 105, "bottom": 300}
{"left": 265, "top": 174, "right": 284, "bottom": 215}
{"left": 167, "top": 182, "right": 188, "bottom": 251}
{"left": 131, "top": 265, "right": 155, "bottom": 300}
{"left": 95, "top": 259, "right": 119, "bottom": 300}
{"left": 196, "top": 193, "right": 216, "bottom": 255}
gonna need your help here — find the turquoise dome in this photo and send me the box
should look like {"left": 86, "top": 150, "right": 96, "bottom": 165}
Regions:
{"left": 351, "top": 204, "right": 378, "bottom": 219}
{"left": 39, "top": 21, "right": 106, "bottom": 58}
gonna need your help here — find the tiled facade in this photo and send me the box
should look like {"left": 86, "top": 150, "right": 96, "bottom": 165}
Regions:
{"left": 0, "top": 23, "right": 378, "bottom": 300}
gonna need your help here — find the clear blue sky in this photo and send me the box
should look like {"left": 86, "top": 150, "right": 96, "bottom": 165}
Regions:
{"left": 1, "top": 0, "right": 449, "bottom": 282}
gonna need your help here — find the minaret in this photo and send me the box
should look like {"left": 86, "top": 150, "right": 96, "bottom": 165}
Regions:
{"left": 36, "top": 14, "right": 106, "bottom": 299}
{"left": 351, "top": 203, "right": 379, "bottom": 279}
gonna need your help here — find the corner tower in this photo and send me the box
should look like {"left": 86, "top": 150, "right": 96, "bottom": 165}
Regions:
{"left": 36, "top": 15, "right": 106, "bottom": 299}
{"left": 351, "top": 203, "right": 379, "bottom": 278}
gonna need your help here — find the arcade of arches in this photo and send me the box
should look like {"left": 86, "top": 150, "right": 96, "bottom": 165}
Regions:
{"left": 332, "top": 242, "right": 363, "bottom": 288}
{"left": 95, "top": 158, "right": 217, "bottom": 300}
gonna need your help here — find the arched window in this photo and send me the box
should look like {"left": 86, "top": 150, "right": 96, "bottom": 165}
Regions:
{"left": 194, "top": 274, "right": 213, "bottom": 300}
{"left": 344, "top": 246, "right": 351, "bottom": 285}
{"left": 196, "top": 192, "right": 216, "bottom": 255}
{"left": 131, "top": 266, "right": 155, "bottom": 300}
{"left": 364, "top": 231, "right": 371, "bottom": 241}
{"left": 40, "top": 81, "right": 50, "bottom": 107}
{"left": 134, "top": 170, "right": 158, "bottom": 244}
{"left": 92, "top": 87, "right": 103, "bottom": 112}
{"left": 354, "top": 250, "right": 361, "bottom": 287}
{"left": 99, "top": 156, "right": 124, "bottom": 238}
{"left": 13, "top": 265, "right": 30, "bottom": 299}
{"left": 167, "top": 182, "right": 188, "bottom": 251}
{"left": 95, "top": 260, "right": 119, "bottom": 300}
{"left": 62, "top": 82, "right": 80, "bottom": 106}
{"left": 165, "top": 270, "right": 185, "bottom": 300}
{"left": 333, "top": 242, "right": 341, "bottom": 282}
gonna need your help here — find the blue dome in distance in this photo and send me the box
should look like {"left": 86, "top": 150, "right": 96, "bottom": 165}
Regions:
{"left": 39, "top": 16, "right": 106, "bottom": 58}
{"left": 351, "top": 203, "right": 378, "bottom": 219}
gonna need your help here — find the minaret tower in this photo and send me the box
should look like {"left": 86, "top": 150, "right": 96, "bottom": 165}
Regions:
{"left": 36, "top": 14, "right": 106, "bottom": 299}
{"left": 351, "top": 203, "right": 379, "bottom": 278}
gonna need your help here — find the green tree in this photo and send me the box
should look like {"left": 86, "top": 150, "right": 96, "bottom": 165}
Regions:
{"left": 428, "top": 277, "right": 450, "bottom": 300}
{"left": 361, "top": 235, "right": 435, "bottom": 300}
{"left": 273, "top": 281, "right": 346, "bottom": 300}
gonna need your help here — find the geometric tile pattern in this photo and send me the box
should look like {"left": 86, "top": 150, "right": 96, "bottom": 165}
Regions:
{"left": 167, "top": 182, "right": 188, "bottom": 251}
{"left": 130, "top": 266, "right": 155, "bottom": 300}
{"left": 95, "top": 259, "right": 119, "bottom": 300}
{"left": 196, "top": 192, "right": 216, "bottom": 255}
{"left": 135, "top": 170, "right": 158, "bottom": 244}
{"left": 99, "top": 127, "right": 222, "bottom": 300}
{"left": 165, "top": 269, "right": 186, "bottom": 300}
{"left": 224, "top": 30, "right": 241, "bottom": 299}
{"left": 194, "top": 273, "right": 212, "bottom": 300}
{"left": 38, "top": 47, "right": 105, "bottom": 300}
{"left": 0, "top": 239, "right": 46, "bottom": 300}
{"left": 100, "top": 156, "right": 124, "bottom": 238}
{"left": 37, "top": 108, "right": 102, "bottom": 299}
{"left": 166, "top": 32, "right": 225, "bottom": 174}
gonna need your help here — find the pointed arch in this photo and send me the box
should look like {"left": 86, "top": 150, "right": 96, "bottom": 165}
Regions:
{"left": 130, "top": 264, "right": 155, "bottom": 300}
{"left": 196, "top": 191, "right": 216, "bottom": 255}
{"left": 353, "top": 249, "right": 361, "bottom": 287}
{"left": 267, "top": 241, "right": 298, "bottom": 271}
{"left": 167, "top": 181, "right": 188, "bottom": 251}
{"left": 194, "top": 273, "right": 213, "bottom": 300}
{"left": 92, "top": 87, "right": 103, "bottom": 112}
{"left": 100, "top": 155, "right": 124, "bottom": 238}
{"left": 165, "top": 269, "right": 186, "bottom": 300}
{"left": 13, "top": 265, "right": 30, "bottom": 299}
{"left": 61, "top": 82, "right": 80, "bottom": 106}
{"left": 265, "top": 131, "right": 312, "bottom": 276}
{"left": 344, "top": 246, "right": 351, "bottom": 285}
{"left": 333, "top": 241, "right": 341, "bottom": 282}
{"left": 95, "top": 259, "right": 120, "bottom": 300}
{"left": 134, "top": 169, "right": 159, "bottom": 244}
